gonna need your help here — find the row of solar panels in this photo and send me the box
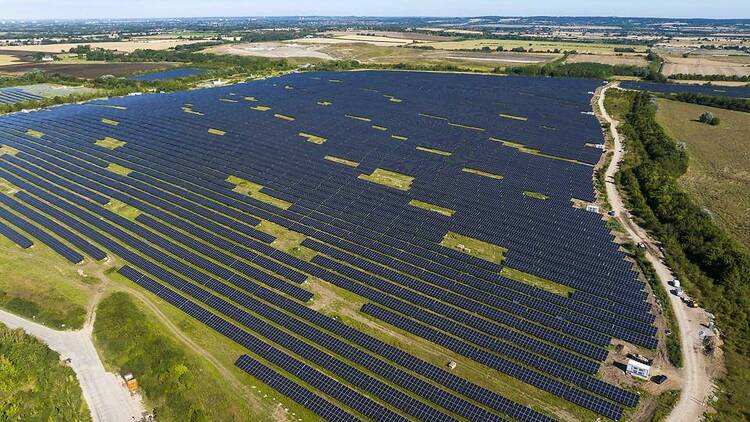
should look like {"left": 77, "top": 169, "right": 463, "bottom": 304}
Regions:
{"left": 0, "top": 87, "right": 43, "bottom": 105}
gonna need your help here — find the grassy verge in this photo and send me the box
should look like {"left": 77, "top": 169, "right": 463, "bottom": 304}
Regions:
{"left": 652, "top": 390, "right": 680, "bottom": 422}
{"left": 408, "top": 199, "right": 455, "bottom": 217}
{"left": 0, "top": 323, "right": 90, "bottom": 421}
{"left": 0, "top": 236, "right": 91, "bottom": 330}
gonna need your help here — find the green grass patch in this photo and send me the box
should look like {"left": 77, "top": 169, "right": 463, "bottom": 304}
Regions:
{"left": 105, "top": 198, "right": 141, "bottom": 220}
{"left": 416, "top": 146, "right": 452, "bottom": 156}
{"left": 106, "top": 163, "right": 132, "bottom": 176}
{"left": 24, "top": 129, "right": 44, "bottom": 138}
{"left": 226, "top": 176, "right": 292, "bottom": 210}
{"left": 440, "top": 232, "right": 507, "bottom": 265}
{"left": 94, "top": 291, "right": 247, "bottom": 422}
{"left": 0, "top": 323, "right": 90, "bottom": 421}
{"left": 501, "top": 267, "right": 575, "bottom": 297}
{"left": 358, "top": 168, "right": 414, "bottom": 191}
{"left": 523, "top": 191, "right": 550, "bottom": 200}
{"left": 207, "top": 128, "right": 226, "bottom": 136}
{"left": 243, "top": 96, "right": 258, "bottom": 102}
{"left": 408, "top": 199, "right": 455, "bottom": 217}
{"left": 181, "top": 107, "right": 204, "bottom": 116}
{"left": 100, "top": 118, "right": 119, "bottom": 126}
{"left": 0, "top": 235, "right": 90, "bottom": 330}
{"left": 256, "top": 220, "right": 317, "bottom": 262}
{"left": 250, "top": 105, "right": 271, "bottom": 111}
{"left": 345, "top": 114, "right": 372, "bottom": 122}
{"left": 298, "top": 132, "right": 327, "bottom": 145}
{"left": 95, "top": 137, "right": 126, "bottom": 150}
{"left": 499, "top": 113, "right": 528, "bottom": 121}
{"left": 391, "top": 135, "right": 408, "bottom": 141}
{"left": 274, "top": 113, "right": 295, "bottom": 121}
{"left": 371, "top": 125, "right": 388, "bottom": 131}
{"left": 324, "top": 155, "right": 359, "bottom": 167}
{"left": 490, "top": 137, "right": 589, "bottom": 166}
{"left": 0, "top": 145, "right": 19, "bottom": 156}
{"left": 462, "top": 167, "right": 504, "bottom": 180}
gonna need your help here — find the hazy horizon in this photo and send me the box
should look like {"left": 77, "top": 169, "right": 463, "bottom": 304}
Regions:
{"left": 1, "top": 0, "right": 748, "bottom": 20}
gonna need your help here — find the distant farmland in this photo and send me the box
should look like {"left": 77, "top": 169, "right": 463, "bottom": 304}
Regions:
{"left": 0, "top": 62, "right": 179, "bottom": 79}
{"left": 0, "top": 71, "right": 656, "bottom": 421}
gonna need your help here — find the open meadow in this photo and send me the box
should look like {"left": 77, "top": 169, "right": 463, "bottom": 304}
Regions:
{"left": 655, "top": 98, "right": 750, "bottom": 250}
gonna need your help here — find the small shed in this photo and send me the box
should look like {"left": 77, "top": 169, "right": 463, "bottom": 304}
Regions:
{"left": 585, "top": 204, "right": 600, "bottom": 214}
{"left": 626, "top": 359, "right": 651, "bottom": 379}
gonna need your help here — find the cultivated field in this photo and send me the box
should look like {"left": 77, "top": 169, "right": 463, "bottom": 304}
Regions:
{"left": 655, "top": 99, "right": 750, "bottom": 250}
{"left": 662, "top": 55, "right": 750, "bottom": 77}
{"left": 566, "top": 54, "right": 650, "bottom": 66}
{"left": 0, "top": 39, "right": 206, "bottom": 54}
{"left": 418, "top": 39, "right": 649, "bottom": 54}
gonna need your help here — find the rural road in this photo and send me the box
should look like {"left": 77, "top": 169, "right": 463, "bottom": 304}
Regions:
{"left": 0, "top": 308, "right": 145, "bottom": 422}
{"left": 598, "top": 83, "right": 714, "bottom": 421}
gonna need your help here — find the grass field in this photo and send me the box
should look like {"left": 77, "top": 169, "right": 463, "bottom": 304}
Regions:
{"left": 0, "top": 235, "right": 93, "bottom": 330}
{"left": 655, "top": 99, "right": 750, "bottom": 250}
{"left": 0, "top": 323, "right": 90, "bottom": 421}
{"left": 420, "top": 39, "right": 649, "bottom": 54}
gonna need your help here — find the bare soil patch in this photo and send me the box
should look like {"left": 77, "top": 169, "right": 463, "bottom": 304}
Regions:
{"left": 207, "top": 42, "right": 333, "bottom": 60}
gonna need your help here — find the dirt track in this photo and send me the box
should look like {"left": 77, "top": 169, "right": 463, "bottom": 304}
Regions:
{"left": 598, "top": 83, "right": 716, "bottom": 421}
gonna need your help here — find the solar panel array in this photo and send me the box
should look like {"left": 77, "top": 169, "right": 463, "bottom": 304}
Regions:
{"left": 620, "top": 81, "right": 750, "bottom": 98}
{"left": 128, "top": 68, "right": 208, "bottom": 81}
{"left": 0, "top": 70, "right": 657, "bottom": 421}
{"left": 0, "top": 87, "right": 43, "bottom": 105}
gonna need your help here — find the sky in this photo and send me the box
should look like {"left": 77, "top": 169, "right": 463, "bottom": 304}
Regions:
{"left": 0, "top": 0, "right": 748, "bottom": 20}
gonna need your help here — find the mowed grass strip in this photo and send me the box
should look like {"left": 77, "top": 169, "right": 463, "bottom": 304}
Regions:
{"left": 324, "top": 155, "right": 360, "bottom": 167}
{"left": 299, "top": 132, "right": 327, "bottom": 144}
{"left": 441, "top": 231, "right": 507, "bottom": 264}
{"left": 499, "top": 113, "right": 528, "bottom": 121}
{"left": 105, "top": 198, "right": 141, "bottom": 220}
{"left": 358, "top": 168, "right": 414, "bottom": 191}
{"left": 182, "top": 106, "right": 204, "bottom": 115}
{"left": 219, "top": 98, "right": 239, "bottom": 103}
{"left": 274, "top": 113, "right": 295, "bottom": 121}
{"left": 345, "top": 114, "right": 372, "bottom": 122}
{"left": 100, "top": 118, "right": 119, "bottom": 126}
{"left": 501, "top": 267, "right": 575, "bottom": 297}
{"left": 106, "top": 163, "right": 132, "bottom": 176}
{"left": 416, "top": 146, "right": 452, "bottom": 156}
{"left": 226, "top": 175, "right": 292, "bottom": 210}
{"left": 391, "top": 135, "right": 408, "bottom": 141}
{"left": 462, "top": 167, "right": 504, "bottom": 180}
{"left": 207, "top": 128, "right": 226, "bottom": 136}
{"left": 448, "top": 122, "right": 485, "bottom": 132}
{"left": 95, "top": 137, "right": 127, "bottom": 150}
{"left": 250, "top": 105, "right": 272, "bottom": 111}
{"left": 408, "top": 199, "right": 455, "bottom": 217}
{"left": 523, "top": 191, "right": 550, "bottom": 200}
{"left": 371, "top": 125, "right": 388, "bottom": 131}
{"left": 25, "top": 129, "right": 44, "bottom": 138}
{"left": 418, "top": 113, "right": 448, "bottom": 121}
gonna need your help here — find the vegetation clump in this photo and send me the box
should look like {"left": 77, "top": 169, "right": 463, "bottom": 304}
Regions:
{"left": 698, "top": 111, "right": 720, "bottom": 126}
{"left": 0, "top": 323, "right": 90, "bottom": 421}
